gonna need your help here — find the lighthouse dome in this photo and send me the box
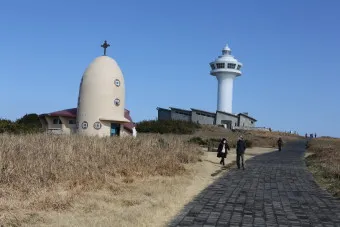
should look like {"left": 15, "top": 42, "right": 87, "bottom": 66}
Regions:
{"left": 77, "top": 55, "right": 130, "bottom": 136}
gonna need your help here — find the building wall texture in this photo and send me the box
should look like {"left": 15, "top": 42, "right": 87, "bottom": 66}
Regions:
{"left": 238, "top": 115, "right": 255, "bottom": 128}
{"left": 158, "top": 109, "right": 171, "bottom": 121}
{"left": 215, "top": 112, "right": 239, "bottom": 129}
{"left": 60, "top": 116, "right": 77, "bottom": 134}
{"left": 170, "top": 109, "right": 191, "bottom": 122}
{"left": 191, "top": 110, "right": 215, "bottom": 125}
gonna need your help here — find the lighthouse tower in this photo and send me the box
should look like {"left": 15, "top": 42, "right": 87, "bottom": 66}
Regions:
{"left": 210, "top": 44, "right": 242, "bottom": 113}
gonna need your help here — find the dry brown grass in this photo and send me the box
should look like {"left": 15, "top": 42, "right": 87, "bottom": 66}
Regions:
{"left": 306, "top": 137, "right": 340, "bottom": 197}
{"left": 192, "top": 125, "right": 302, "bottom": 148}
{"left": 0, "top": 133, "right": 201, "bottom": 226}
{"left": 0, "top": 128, "right": 301, "bottom": 226}
{"left": 0, "top": 133, "right": 201, "bottom": 188}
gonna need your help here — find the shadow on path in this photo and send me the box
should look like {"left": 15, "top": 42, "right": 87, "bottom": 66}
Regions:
{"left": 210, "top": 161, "right": 236, "bottom": 177}
{"left": 169, "top": 140, "right": 340, "bottom": 226}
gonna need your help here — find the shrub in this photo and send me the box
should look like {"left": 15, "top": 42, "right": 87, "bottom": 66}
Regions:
{"left": 188, "top": 137, "right": 207, "bottom": 146}
{"left": 244, "top": 139, "right": 253, "bottom": 148}
{"left": 0, "top": 113, "right": 41, "bottom": 134}
{"left": 136, "top": 120, "right": 200, "bottom": 134}
{"left": 15, "top": 113, "right": 41, "bottom": 128}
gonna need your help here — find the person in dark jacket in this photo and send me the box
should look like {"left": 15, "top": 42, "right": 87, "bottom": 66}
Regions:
{"left": 236, "top": 136, "right": 246, "bottom": 170}
{"left": 277, "top": 137, "right": 283, "bottom": 151}
{"left": 217, "top": 138, "right": 230, "bottom": 166}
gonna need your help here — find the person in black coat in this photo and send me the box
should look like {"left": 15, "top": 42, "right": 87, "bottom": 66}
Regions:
{"left": 277, "top": 137, "right": 283, "bottom": 151}
{"left": 217, "top": 138, "right": 230, "bottom": 166}
{"left": 236, "top": 136, "right": 246, "bottom": 170}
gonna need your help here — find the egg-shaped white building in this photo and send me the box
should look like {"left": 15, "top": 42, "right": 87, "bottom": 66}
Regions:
{"left": 76, "top": 54, "right": 130, "bottom": 137}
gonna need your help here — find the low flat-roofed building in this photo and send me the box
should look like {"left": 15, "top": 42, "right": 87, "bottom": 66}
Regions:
{"left": 191, "top": 108, "right": 216, "bottom": 125}
{"left": 215, "top": 111, "right": 239, "bottom": 129}
{"left": 238, "top": 113, "right": 257, "bottom": 128}
{"left": 169, "top": 107, "right": 192, "bottom": 122}
{"left": 156, "top": 107, "right": 257, "bottom": 129}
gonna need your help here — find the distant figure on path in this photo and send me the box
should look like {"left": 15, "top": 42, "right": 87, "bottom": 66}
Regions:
{"left": 305, "top": 133, "right": 308, "bottom": 138}
{"left": 277, "top": 137, "right": 283, "bottom": 151}
{"left": 314, "top": 133, "right": 317, "bottom": 138}
{"left": 236, "top": 136, "right": 246, "bottom": 170}
{"left": 217, "top": 138, "right": 230, "bottom": 166}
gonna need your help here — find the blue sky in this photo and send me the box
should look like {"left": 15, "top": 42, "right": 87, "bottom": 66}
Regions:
{"left": 1, "top": 0, "right": 339, "bottom": 137}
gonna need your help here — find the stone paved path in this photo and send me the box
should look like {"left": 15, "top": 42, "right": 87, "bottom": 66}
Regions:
{"left": 169, "top": 141, "right": 340, "bottom": 226}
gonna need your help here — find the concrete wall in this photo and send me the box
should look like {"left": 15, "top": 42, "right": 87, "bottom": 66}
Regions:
{"left": 45, "top": 116, "right": 62, "bottom": 129}
{"left": 60, "top": 116, "right": 77, "bottom": 134}
{"left": 170, "top": 109, "right": 191, "bottom": 122}
{"left": 41, "top": 116, "right": 65, "bottom": 134}
{"left": 238, "top": 115, "right": 256, "bottom": 128}
{"left": 120, "top": 126, "right": 132, "bottom": 137}
{"left": 158, "top": 108, "right": 171, "bottom": 121}
{"left": 191, "top": 110, "right": 215, "bottom": 125}
{"left": 215, "top": 112, "right": 239, "bottom": 129}
{"left": 39, "top": 117, "right": 48, "bottom": 131}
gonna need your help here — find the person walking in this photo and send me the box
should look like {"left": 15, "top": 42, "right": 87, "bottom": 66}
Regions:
{"left": 236, "top": 136, "right": 246, "bottom": 170}
{"left": 216, "top": 138, "right": 230, "bottom": 166}
{"left": 277, "top": 137, "right": 283, "bottom": 151}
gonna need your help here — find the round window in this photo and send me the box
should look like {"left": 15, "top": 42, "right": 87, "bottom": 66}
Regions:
{"left": 114, "top": 98, "right": 120, "bottom": 106}
{"left": 81, "top": 121, "right": 88, "bottom": 129}
{"left": 114, "top": 79, "right": 120, "bottom": 87}
{"left": 93, "top": 122, "right": 102, "bottom": 130}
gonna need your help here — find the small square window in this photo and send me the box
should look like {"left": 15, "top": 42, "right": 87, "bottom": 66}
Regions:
{"left": 237, "top": 65, "right": 242, "bottom": 70}
{"left": 69, "top": 119, "right": 76, "bottom": 124}
{"left": 210, "top": 64, "right": 216, "bottom": 70}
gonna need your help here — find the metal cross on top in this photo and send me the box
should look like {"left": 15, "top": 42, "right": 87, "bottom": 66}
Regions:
{"left": 101, "top": 40, "right": 110, "bottom": 56}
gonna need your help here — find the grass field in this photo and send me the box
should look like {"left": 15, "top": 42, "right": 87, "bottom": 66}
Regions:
{"left": 0, "top": 133, "right": 202, "bottom": 226}
{"left": 306, "top": 137, "right": 340, "bottom": 197}
{"left": 189, "top": 125, "right": 302, "bottom": 148}
{"left": 0, "top": 127, "right": 302, "bottom": 226}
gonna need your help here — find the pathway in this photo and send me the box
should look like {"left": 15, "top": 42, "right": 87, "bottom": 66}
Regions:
{"left": 169, "top": 141, "right": 340, "bottom": 226}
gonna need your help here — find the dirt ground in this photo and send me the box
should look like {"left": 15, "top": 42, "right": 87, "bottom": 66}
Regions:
{"left": 9, "top": 147, "right": 276, "bottom": 227}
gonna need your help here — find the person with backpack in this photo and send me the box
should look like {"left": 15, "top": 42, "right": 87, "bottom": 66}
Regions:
{"left": 216, "top": 138, "right": 230, "bottom": 166}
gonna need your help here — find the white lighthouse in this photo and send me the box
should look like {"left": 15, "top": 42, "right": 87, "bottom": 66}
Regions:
{"left": 210, "top": 44, "right": 242, "bottom": 113}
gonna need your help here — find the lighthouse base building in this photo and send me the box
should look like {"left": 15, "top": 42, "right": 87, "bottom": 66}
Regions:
{"left": 39, "top": 41, "right": 137, "bottom": 137}
{"left": 157, "top": 107, "right": 258, "bottom": 130}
